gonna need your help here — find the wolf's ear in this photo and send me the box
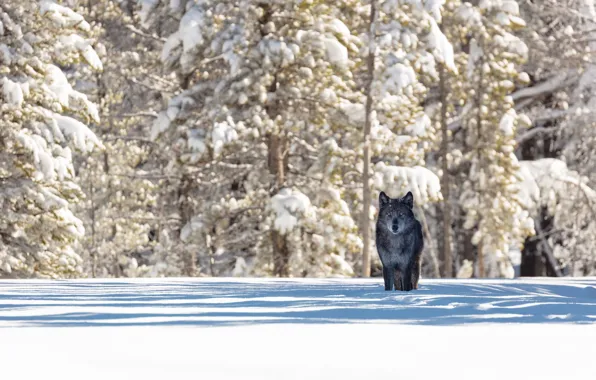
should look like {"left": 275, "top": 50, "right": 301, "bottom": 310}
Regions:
{"left": 402, "top": 191, "right": 414, "bottom": 209}
{"left": 379, "top": 191, "right": 390, "bottom": 206}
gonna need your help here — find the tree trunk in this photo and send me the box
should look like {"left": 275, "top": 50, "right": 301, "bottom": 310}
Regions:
{"left": 361, "top": 0, "right": 377, "bottom": 278}
{"left": 271, "top": 228, "right": 290, "bottom": 277}
{"left": 458, "top": 102, "right": 475, "bottom": 274}
{"left": 439, "top": 63, "right": 453, "bottom": 278}
{"left": 462, "top": 229, "right": 476, "bottom": 263}
{"left": 477, "top": 245, "right": 485, "bottom": 278}
{"left": 474, "top": 42, "right": 485, "bottom": 279}
{"left": 89, "top": 180, "right": 97, "bottom": 278}
{"left": 177, "top": 175, "right": 196, "bottom": 277}
{"left": 254, "top": 4, "right": 290, "bottom": 277}
{"left": 417, "top": 207, "right": 440, "bottom": 278}
{"left": 521, "top": 245, "right": 545, "bottom": 276}
{"left": 521, "top": 209, "right": 559, "bottom": 277}
{"left": 268, "top": 133, "right": 290, "bottom": 277}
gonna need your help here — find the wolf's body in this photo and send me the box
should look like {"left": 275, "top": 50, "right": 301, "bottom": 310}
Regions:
{"left": 375, "top": 191, "right": 424, "bottom": 291}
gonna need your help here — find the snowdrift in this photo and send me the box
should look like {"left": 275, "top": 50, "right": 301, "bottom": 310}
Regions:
{"left": 1, "top": 278, "right": 595, "bottom": 380}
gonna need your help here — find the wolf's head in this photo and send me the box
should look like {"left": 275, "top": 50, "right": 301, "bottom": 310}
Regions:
{"left": 377, "top": 191, "right": 416, "bottom": 235}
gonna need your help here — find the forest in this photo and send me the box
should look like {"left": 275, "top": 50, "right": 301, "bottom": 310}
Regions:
{"left": 1, "top": 0, "right": 595, "bottom": 280}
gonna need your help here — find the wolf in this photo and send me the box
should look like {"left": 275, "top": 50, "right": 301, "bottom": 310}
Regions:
{"left": 375, "top": 191, "right": 424, "bottom": 291}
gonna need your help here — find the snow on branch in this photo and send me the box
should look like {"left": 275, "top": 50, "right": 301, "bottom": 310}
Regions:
{"left": 516, "top": 158, "right": 596, "bottom": 215}
{"left": 428, "top": 17, "right": 457, "bottom": 73}
{"left": 373, "top": 162, "right": 442, "bottom": 206}
{"left": 52, "top": 113, "right": 104, "bottom": 152}
{"left": 270, "top": 189, "right": 316, "bottom": 235}
{"left": 39, "top": 0, "right": 90, "bottom": 31}
{"left": 512, "top": 72, "right": 575, "bottom": 101}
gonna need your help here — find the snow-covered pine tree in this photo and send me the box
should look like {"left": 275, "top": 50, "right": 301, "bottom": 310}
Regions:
{"left": 143, "top": 0, "right": 365, "bottom": 277}
{"left": 422, "top": 0, "right": 478, "bottom": 278}
{"left": 340, "top": 0, "right": 453, "bottom": 276}
{"left": 426, "top": 0, "right": 469, "bottom": 278}
{"left": 0, "top": 0, "right": 103, "bottom": 278}
{"left": 515, "top": 159, "right": 596, "bottom": 276}
{"left": 454, "top": 0, "right": 535, "bottom": 278}
{"left": 512, "top": 1, "right": 596, "bottom": 276}
{"left": 514, "top": 0, "right": 591, "bottom": 152}
{"left": 72, "top": 0, "right": 168, "bottom": 278}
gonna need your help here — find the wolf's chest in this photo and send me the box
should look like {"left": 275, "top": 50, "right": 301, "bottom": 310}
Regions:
{"left": 377, "top": 233, "right": 415, "bottom": 266}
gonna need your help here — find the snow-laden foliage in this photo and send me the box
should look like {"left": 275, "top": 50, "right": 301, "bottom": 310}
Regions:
{"left": 346, "top": 0, "right": 456, "bottom": 274}
{"left": 71, "top": 0, "right": 167, "bottom": 278}
{"left": 422, "top": 0, "right": 596, "bottom": 279}
{"left": 270, "top": 189, "right": 315, "bottom": 235}
{"left": 143, "top": 0, "right": 365, "bottom": 277}
{"left": 373, "top": 163, "right": 442, "bottom": 205}
{"left": 516, "top": 159, "right": 596, "bottom": 275}
{"left": 450, "top": 1, "right": 535, "bottom": 278}
{"left": 358, "top": 1, "right": 454, "bottom": 205}
{"left": 0, "top": 0, "right": 102, "bottom": 278}
{"left": 142, "top": 0, "right": 456, "bottom": 278}
{"left": 1, "top": 0, "right": 594, "bottom": 281}
{"left": 499, "top": 0, "right": 596, "bottom": 277}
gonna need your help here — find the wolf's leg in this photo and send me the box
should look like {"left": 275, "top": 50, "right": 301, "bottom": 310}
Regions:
{"left": 402, "top": 267, "right": 413, "bottom": 291}
{"left": 393, "top": 267, "right": 403, "bottom": 291}
{"left": 411, "top": 258, "right": 421, "bottom": 290}
{"left": 382, "top": 266, "right": 392, "bottom": 291}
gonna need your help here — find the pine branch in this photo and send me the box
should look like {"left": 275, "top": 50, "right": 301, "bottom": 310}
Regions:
{"left": 124, "top": 24, "right": 167, "bottom": 43}
{"left": 516, "top": 126, "right": 559, "bottom": 145}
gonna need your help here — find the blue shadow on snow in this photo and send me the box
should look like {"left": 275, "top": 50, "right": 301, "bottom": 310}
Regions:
{"left": 0, "top": 278, "right": 595, "bottom": 327}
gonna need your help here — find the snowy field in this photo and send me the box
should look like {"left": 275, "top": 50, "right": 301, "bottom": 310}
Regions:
{"left": 1, "top": 278, "right": 596, "bottom": 379}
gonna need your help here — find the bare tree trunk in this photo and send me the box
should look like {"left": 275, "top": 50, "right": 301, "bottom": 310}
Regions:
{"left": 522, "top": 209, "right": 561, "bottom": 277}
{"left": 253, "top": 5, "right": 290, "bottom": 277}
{"left": 89, "top": 180, "right": 97, "bottom": 278}
{"left": 416, "top": 206, "right": 440, "bottom": 278}
{"left": 361, "top": 0, "right": 377, "bottom": 278}
{"left": 462, "top": 230, "right": 476, "bottom": 262}
{"left": 268, "top": 133, "right": 290, "bottom": 277}
{"left": 206, "top": 230, "right": 216, "bottom": 277}
{"left": 439, "top": 63, "right": 453, "bottom": 278}
{"left": 477, "top": 245, "right": 484, "bottom": 278}
{"left": 177, "top": 175, "right": 196, "bottom": 277}
{"left": 89, "top": 70, "right": 107, "bottom": 278}
{"left": 172, "top": 75, "right": 197, "bottom": 277}
{"left": 535, "top": 222, "right": 562, "bottom": 277}
{"left": 271, "top": 228, "right": 290, "bottom": 277}
{"left": 475, "top": 45, "right": 485, "bottom": 279}
{"left": 458, "top": 99, "right": 475, "bottom": 274}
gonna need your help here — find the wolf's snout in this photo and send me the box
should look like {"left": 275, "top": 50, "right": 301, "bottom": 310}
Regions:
{"left": 391, "top": 218, "right": 399, "bottom": 233}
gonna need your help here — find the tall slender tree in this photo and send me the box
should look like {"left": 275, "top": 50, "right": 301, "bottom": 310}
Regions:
{"left": 450, "top": 0, "right": 534, "bottom": 277}
{"left": 361, "top": 0, "right": 377, "bottom": 277}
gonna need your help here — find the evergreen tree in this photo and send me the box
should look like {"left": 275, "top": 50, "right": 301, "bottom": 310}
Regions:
{"left": 143, "top": 0, "right": 364, "bottom": 276}
{"left": 452, "top": 0, "right": 535, "bottom": 277}
{"left": 513, "top": 0, "right": 596, "bottom": 276}
{"left": 348, "top": 0, "right": 453, "bottom": 275}
{"left": 73, "top": 0, "right": 166, "bottom": 277}
{"left": 0, "top": 0, "right": 103, "bottom": 278}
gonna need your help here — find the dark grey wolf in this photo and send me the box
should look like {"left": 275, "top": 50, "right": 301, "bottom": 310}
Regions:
{"left": 375, "top": 191, "right": 423, "bottom": 291}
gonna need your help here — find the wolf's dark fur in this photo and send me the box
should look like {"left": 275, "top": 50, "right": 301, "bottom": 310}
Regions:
{"left": 375, "top": 191, "right": 423, "bottom": 291}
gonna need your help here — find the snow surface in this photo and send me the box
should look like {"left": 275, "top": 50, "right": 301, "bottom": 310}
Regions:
{"left": 1, "top": 278, "right": 595, "bottom": 380}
